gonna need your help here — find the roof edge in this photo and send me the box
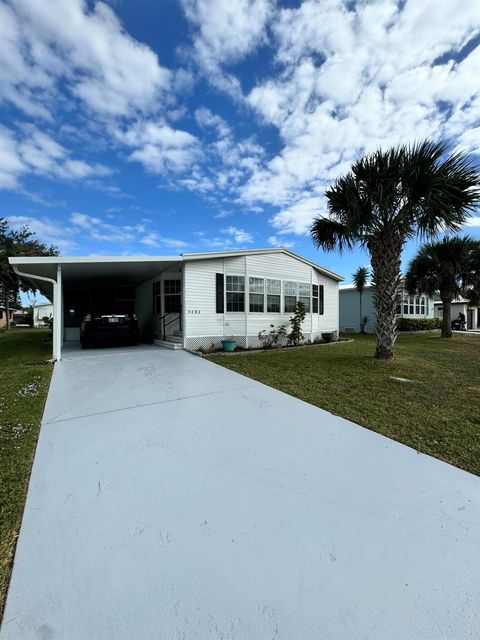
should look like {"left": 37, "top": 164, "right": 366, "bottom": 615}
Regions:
{"left": 182, "top": 247, "right": 343, "bottom": 281}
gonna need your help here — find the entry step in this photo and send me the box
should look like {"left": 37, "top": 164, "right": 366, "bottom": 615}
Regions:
{"left": 154, "top": 339, "right": 184, "bottom": 350}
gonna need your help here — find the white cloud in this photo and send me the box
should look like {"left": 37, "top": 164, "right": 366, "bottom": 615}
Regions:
{"left": 1, "top": 0, "right": 171, "bottom": 119}
{"left": 464, "top": 216, "right": 480, "bottom": 227}
{"left": 140, "top": 232, "right": 188, "bottom": 250}
{"left": 69, "top": 212, "right": 189, "bottom": 251}
{"left": 70, "top": 212, "right": 146, "bottom": 243}
{"left": 181, "top": 0, "right": 274, "bottom": 97}
{"left": 0, "top": 125, "right": 111, "bottom": 189}
{"left": 221, "top": 226, "right": 254, "bottom": 244}
{"left": 237, "top": 0, "right": 480, "bottom": 235}
{"left": 267, "top": 235, "right": 294, "bottom": 249}
{"left": 269, "top": 197, "right": 325, "bottom": 236}
{"left": 116, "top": 121, "right": 200, "bottom": 175}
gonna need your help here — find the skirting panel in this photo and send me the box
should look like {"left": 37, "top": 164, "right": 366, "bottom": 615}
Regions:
{"left": 185, "top": 333, "right": 335, "bottom": 350}
{"left": 185, "top": 335, "right": 248, "bottom": 351}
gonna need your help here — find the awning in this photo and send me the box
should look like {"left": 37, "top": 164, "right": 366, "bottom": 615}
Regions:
{"left": 9, "top": 256, "right": 183, "bottom": 297}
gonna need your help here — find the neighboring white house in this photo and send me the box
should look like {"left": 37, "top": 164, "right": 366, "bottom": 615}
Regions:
{"left": 0, "top": 305, "right": 15, "bottom": 330}
{"left": 434, "top": 299, "right": 480, "bottom": 331}
{"left": 32, "top": 302, "right": 53, "bottom": 327}
{"left": 9, "top": 248, "right": 342, "bottom": 360}
{"left": 339, "top": 283, "right": 435, "bottom": 333}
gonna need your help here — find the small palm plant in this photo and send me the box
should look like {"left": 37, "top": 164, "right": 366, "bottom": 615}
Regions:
{"left": 311, "top": 141, "right": 480, "bottom": 358}
{"left": 405, "top": 236, "right": 480, "bottom": 338}
{"left": 352, "top": 266, "right": 370, "bottom": 333}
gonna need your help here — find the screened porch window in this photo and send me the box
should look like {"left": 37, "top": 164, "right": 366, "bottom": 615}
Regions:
{"left": 266, "top": 279, "right": 281, "bottom": 313}
{"left": 298, "top": 282, "right": 311, "bottom": 312}
{"left": 226, "top": 275, "right": 245, "bottom": 312}
{"left": 284, "top": 281, "right": 297, "bottom": 313}
{"left": 312, "top": 284, "right": 319, "bottom": 313}
{"left": 249, "top": 277, "right": 265, "bottom": 312}
{"left": 164, "top": 279, "right": 181, "bottom": 313}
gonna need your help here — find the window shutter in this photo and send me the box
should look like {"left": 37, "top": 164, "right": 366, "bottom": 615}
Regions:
{"left": 216, "top": 273, "right": 224, "bottom": 313}
{"left": 319, "top": 285, "right": 324, "bottom": 315}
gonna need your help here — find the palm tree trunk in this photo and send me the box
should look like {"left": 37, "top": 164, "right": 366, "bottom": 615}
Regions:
{"left": 441, "top": 298, "right": 452, "bottom": 338}
{"left": 370, "top": 236, "right": 403, "bottom": 359}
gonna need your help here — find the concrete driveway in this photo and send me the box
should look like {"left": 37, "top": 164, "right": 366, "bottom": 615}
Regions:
{"left": 2, "top": 345, "right": 480, "bottom": 639}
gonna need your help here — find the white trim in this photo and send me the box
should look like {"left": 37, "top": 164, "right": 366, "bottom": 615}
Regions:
{"left": 56, "top": 265, "right": 62, "bottom": 360}
{"left": 182, "top": 248, "right": 343, "bottom": 282}
{"left": 9, "top": 256, "right": 183, "bottom": 265}
{"left": 12, "top": 265, "right": 60, "bottom": 361}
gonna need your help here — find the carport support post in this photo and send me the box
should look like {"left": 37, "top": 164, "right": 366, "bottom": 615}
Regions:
{"left": 54, "top": 265, "right": 62, "bottom": 361}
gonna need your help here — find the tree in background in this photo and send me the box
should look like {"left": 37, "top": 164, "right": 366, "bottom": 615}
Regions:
{"left": 311, "top": 141, "right": 480, "bottom": 358}
{"left": 405, "top": 236, "right": 480, "bottom": 338}
{"left": 0, "top": 218, "right": 59, "bottom": 330}
{"left": 352, "top": 266, "right": 370, "bottom": 333}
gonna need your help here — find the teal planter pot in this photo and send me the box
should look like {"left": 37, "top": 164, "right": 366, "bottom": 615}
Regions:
{"left": 221, "top": 339, "right": 237, "bottom": 352}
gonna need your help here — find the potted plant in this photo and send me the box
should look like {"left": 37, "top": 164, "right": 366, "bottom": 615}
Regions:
{"left": 221, "top": 336, "right": 237, "bottom": 352}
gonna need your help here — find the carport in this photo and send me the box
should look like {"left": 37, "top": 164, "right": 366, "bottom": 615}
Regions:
{"left": 9, "top": 256, "right": 183, "bottom": 360}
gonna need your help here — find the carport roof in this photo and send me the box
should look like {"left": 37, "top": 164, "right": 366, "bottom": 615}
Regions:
{"left": 9, "top": 256, "right": 183, "bottom": 297}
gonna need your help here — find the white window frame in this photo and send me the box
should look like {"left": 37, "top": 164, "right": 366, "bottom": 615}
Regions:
{"left": 226, "top": 275, "right": 245, "bottom": 313}
{"left": 248, "top": 277, "right": 265, "bottom": 313}
{"left": 266, "top": 278, "right": 281, "bottom": 313}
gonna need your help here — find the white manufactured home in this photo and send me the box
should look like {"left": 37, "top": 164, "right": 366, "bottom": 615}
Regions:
{"left": 434, "top": 299, "right": 480, "bottom": 331}
{"left": 10, "top": 248, "right": 342, "bottom": 360}
{"left": 339, "top": 283, "right": 435, "bottom": 333}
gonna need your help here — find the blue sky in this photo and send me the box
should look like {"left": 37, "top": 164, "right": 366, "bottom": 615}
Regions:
{"left": 2, "top": 0, "right": 480, "bottom": 291}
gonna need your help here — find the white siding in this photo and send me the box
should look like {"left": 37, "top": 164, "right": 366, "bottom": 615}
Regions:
{"left": 184, "top": 252, "right": 339, "bottom": 349}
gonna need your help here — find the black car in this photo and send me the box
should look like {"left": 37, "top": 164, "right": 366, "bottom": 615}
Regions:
{"left": 80, "top": 310, "right": 139, "bottom": 348}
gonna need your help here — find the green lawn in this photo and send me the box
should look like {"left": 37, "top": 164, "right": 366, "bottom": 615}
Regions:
{"left": 210, "top": 333, "right": 480, "bottom": 476}
{"left": 0, "top": 329, "right": 53, "bottom": 618}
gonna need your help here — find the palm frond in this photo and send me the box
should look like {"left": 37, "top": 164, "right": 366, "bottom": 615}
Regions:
{"left": 310, "top": 217, "right": 356, "bottom": 252}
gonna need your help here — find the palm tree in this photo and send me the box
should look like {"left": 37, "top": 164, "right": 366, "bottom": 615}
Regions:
{"left": 404, "top": 236, "right": 480, "bottom": 338}
{"left": 311, "top": 141, "right": 480, "bottom": 358}
{"left": 352, "top": 266, "right": 370, "bottom": 333}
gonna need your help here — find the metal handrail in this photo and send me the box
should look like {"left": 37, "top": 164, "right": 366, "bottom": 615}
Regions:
{"left": 159, "top": 310, "right": 181, "bottom": 340}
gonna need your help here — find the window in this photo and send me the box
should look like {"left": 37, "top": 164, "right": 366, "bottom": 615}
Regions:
{"left": 284, "top": 281, "right": 297, "bottom": 313}
{"left": 298, "top": 282, "right": 311, "bottom": 312}
{"left": 153, "top": 281, "right": 161, "bottom": 315}
{"left": 319, "top": 285, "right": 324, "bottom": 315}
{"left": 164, "top": 279, "right": 181, "bottom": 313}
{"left": 420, "top": 297, "right": 425, "bottom": 314}
{"left": 226, "top": 275, "right": 245, "bottom": 312}
{"left": 312, "top": 284, "right": 319, "bottom": 313}
{"left": 267, "top": 279, "right": 281, "bottom": 313}
{"left": 248, "top": 277, "right": 264, "bottom": 312}
{"left": 415, "top": 296, "right": 420, "bottom": 314}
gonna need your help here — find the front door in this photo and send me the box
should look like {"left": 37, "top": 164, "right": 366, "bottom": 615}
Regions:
{"left": 152, "top": 279, "right": 182, "bottom": 338}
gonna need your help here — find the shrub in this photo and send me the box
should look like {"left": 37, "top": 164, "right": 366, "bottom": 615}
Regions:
{"left": 258, "top": 323, "right": 287, "bottom": 349}
{"left": 396, "top": 318, "right": 441, "bottom": 332}
{"left": 288, "top": 301, "right": 306, "bottom": 346}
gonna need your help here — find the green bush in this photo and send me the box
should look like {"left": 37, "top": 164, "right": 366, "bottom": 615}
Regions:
{"left": 396, "top": 318, "right": 441, "bottom": 332}
{"left": 258, "top": 323, "right": 287, "bottom": 349}
{"left": 287, "top": 301, "right": 306, "bottom": 346}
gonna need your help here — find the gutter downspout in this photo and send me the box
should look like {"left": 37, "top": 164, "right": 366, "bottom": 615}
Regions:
{"left": 12, "top": 265, "right": 60, "bottom": 362}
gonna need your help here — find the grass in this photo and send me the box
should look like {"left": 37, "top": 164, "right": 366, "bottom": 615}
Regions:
{"left": 210, "top": 333, "right": 480, "bottom": 476}
{"left": 0, "top": 329, "right": 53, "bottom": 619}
